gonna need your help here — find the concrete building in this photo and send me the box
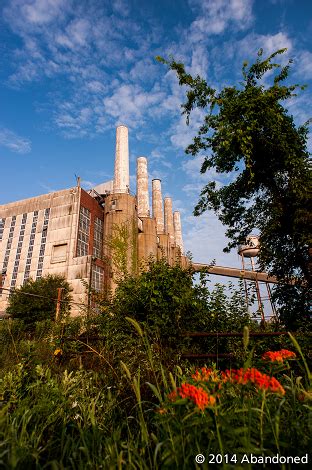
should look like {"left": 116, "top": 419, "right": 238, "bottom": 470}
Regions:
{"left": 0, "top": 126, "right": 185, "bottom": 316}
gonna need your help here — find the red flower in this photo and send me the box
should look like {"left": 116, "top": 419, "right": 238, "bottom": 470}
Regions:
{"left": 222, "top": 367, "right": 285, "bottom": 395}
{"left": 262, "top": 349, "right": 296, "bottom": 363}
{"left": 168, "top": 383, "right": 216, "bottom": 409}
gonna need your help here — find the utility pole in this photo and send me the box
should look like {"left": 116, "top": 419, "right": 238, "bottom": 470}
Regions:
{"left": 87, "top": 256, "right": 96, "bottom": 319}
{"left": 55, "top": 287, "right": 64, "bottom": 322}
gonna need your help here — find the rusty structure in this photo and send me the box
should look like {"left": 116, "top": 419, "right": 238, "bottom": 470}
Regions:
{"left": 0, "top": 125, "right": 276, "bottom": 316}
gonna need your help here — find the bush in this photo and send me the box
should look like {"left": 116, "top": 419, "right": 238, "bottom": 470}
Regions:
{"left": 6, "top": 275, "right": 72, "bottom": 328}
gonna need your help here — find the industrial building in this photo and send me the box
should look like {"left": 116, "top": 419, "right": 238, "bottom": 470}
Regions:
{"left": 0, "top": 126, "right": 185, "bottom": 316}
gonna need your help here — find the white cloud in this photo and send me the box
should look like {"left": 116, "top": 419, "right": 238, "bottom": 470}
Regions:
{"left": 235, "top": 32, "right": 292, "bottom": 63}
{"left": 182, "top": 182, "right": 204, "bottom": 195}
{"left": 81, "top": 180, "right": 97, "bottom": 190}
{"left": 170, "top": 109, "right": 205, "bottom": 150}
{"left": 188, "top": 0, "right": 254, "bottom": 42}
{"left": 15, "top": 0, "right": 68, "bottom": 26}
{"left": 297, "top": 50, "right": 312, "bottom": 80}
{"left": 56, "top": 18, "right": 90, "bottom": 50}
{"left": 183, "top": 211, "right": 241, "bottom": 266}
{"left": 182, "top": 155, "right": 206, "bottom": 179}
{"left": 0, "top": 127, "right": 31, "bottom": 154}
{"left": 103, "top": 84, "right": 165, "bottom": 126}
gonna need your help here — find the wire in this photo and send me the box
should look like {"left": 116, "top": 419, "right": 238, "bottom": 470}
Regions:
{"left": 0, "top": 286, "right": 96, "bottom": 308}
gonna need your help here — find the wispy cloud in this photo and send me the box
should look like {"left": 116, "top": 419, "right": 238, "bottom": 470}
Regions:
{"left": 81, "top": 179, "right": 97, "bottom": 190}
{"left": 188, "top": 0, "right": 254, "bottom": 42}
{"left": 183, "top": 211, "right": 241, "bottom": 266}
{"left": 0, "top": 127, "right": 31, "bottom": 154}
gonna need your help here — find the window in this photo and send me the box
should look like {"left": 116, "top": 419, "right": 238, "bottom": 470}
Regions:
{"left": 92, "top": 265, "right": 104, "bottom": 292}
{"left": 93, "top": 217, "right": 103, "bottom": 259}
{"left": 77, "top": 206, "right": 90, "bottom": 257}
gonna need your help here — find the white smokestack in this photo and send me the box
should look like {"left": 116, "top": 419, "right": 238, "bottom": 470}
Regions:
{"left": 164, "top": 197, "right": 175, "bottom": 245}
{"left": 152, "top": 179, "right": 164, "bottom": 233}
{"left": 137, "top": 157, "right": 149, "bottom": 217}
{"left": 173, "top": 211, "right": 184, "bottom": 253}
{"left": 113, "top": 125, "right": 129, "bottom": 194}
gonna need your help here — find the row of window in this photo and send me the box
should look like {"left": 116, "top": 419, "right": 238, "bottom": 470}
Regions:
{"left": 76, "top": 207, "right": 104, "bottom": 259}
{"left": 1, "top": 207, "right": 105, "bottom": 292}
{"left": 24, "top": 211, "right": 39, "bottom": 283}
{"left": 1, "top": 216, "right": 16, "bottom": 291}
{"left": 0, "top": 218, "right": 5, "bottom": 241}
{"left": 11, "top": 213, "right": 27, "bottom": 288}
{"left": 36, "top": 208, "right": 50, "bottom": 279}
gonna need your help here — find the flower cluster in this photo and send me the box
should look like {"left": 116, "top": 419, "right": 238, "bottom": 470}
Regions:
{"left": 168, "top": 383, "right": 216, "bottom": 410}
{"left": 222, "top": 368, "right": 285, "bottom": 395}
{"left": 192, "top": 367, "right": 220, "bottom": 383}
{"left": 262, "top": 349, "right": 296, "bottom": 363}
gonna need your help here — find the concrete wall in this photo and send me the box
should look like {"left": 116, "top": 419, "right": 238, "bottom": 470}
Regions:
{"left": 0, "top": 187, "right": 106, "bottom": 317}
{"left": 103, "top": 192, "right": 137, "bottom": 291}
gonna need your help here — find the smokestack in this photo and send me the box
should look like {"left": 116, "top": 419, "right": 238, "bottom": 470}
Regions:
{"left": 164, "top": 197, "right": 175, "bottom": 245}
{"left": 152, "top": 179, "right": 164, "bottom": 233}
{"left": 137, "top": 157, "right": 149, "bottom": 217}
{"left": 173, "top": 211, "right": 184, "bottom": 253}
{"left": 113, "top": 125, "right": 129, "bottom": 194}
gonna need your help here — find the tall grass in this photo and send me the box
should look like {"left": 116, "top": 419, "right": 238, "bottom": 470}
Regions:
{"left": 0, "top": 318, "right": 311, "bottom": 469}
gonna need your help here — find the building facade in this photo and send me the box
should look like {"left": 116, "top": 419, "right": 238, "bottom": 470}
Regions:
{"left": 0, "top": 126, "right": 185, "bottom": 316}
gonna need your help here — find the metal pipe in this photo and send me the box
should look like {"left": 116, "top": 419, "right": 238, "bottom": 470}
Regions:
{"left": 192, "top": 263, "right": 278, "bottom": 283}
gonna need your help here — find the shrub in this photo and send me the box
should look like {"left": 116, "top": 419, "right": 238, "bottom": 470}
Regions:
{"left": 6, "top": 275, "right": 72, "bottom": 328}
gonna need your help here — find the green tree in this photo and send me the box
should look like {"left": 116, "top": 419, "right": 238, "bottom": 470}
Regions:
{"left": 158, "top": 49, "right": 312, "bottom": 329}
{"left": 109, "top": 259, "right": 252, "bottom": 343}
{"left": 7, "top": 275, "right": 72, "bottom": 327}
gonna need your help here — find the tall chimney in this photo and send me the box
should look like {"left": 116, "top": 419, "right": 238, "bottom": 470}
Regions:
{"left": 113, "top": 125, "right": 129, "bottom": 194}
{"left": 152, "top": 179, "right": 164, "bottom": 233}
{"left": 173, "top": 211, "right": 184, "bottom": 253}
{"left": 137, "top": 157, "right": 149, "bottom": 217}
{"left": 164, "top": 197, "right": 175, "bottom": 245}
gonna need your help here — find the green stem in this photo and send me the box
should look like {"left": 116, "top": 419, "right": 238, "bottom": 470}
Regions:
{"left": 260, "top": 390, "right": 266, "bottom": 451}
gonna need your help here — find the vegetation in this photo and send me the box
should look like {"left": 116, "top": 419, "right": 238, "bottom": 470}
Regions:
{"left": 157, "top": 49, "right": 312, "bottom": 329}
{"left": 1, "top": 263, "right": 311, "bottom": 468}
{"left": 0, "top": 314, "right": 311, "bottom": 469}
{"left": 91, "top": 258, "right": 257, "bottom": 364}
{"left": 6, "top": 275, "right": 72, "bottom": 328}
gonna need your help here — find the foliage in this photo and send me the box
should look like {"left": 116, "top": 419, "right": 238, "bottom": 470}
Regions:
{"left": 158, "top": 49, "right": 312, "bottom": 329}
{"left": 103, "top": 220, "right": 138, "bottom": 283}
{"left": 0, "top": 319, "right": 311, "bottom": 469}
{"left": 106, "top": 259, "right": 253, "bottom": 355}
{"left": 6, "top": 275, "right": 72, "bottom": 328}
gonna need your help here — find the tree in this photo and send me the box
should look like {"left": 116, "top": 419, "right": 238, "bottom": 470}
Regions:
{"left": 7, "top": 275, "right": 72, "bottom": 327}
{"left": 109, "top": 258, "right": 252, "bottom": 342}
{"left": 158, "top": 49, "right": 312, "bottom": 329}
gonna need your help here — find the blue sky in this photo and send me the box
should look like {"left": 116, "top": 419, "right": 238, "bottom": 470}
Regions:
{"left": 0, "top": 0, "right": 311, "bottom": 269}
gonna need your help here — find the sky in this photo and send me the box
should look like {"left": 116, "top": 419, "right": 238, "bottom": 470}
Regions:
{"left": 0, "top": 0, "right": 311, "bottom": 272}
